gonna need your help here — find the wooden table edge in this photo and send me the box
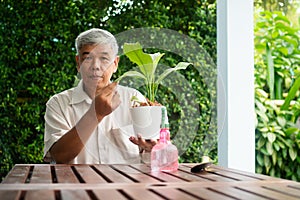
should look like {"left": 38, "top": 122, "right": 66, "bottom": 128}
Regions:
{"left": 1, "top": 179, "right": 298, "bottom": 190}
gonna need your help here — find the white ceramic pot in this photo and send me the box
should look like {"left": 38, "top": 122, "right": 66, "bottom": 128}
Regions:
{"left": 130, "top": 106, "right": 165, "bottom": 139}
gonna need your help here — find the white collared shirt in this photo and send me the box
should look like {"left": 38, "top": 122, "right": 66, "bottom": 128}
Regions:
{"left": 43, "top": 80, "right": 144, "bottom": 164}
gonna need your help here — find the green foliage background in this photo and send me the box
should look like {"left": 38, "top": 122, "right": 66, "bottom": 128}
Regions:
{"left": 254, "top": 9, "right": 300, "bottom": 181}
{"left": 0, "top": 0, "right": 217, "bottom": 180}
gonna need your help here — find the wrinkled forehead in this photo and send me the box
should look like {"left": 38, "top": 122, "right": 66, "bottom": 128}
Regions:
{"left": 79, "top": 43, "right": 115, "bottom": 56}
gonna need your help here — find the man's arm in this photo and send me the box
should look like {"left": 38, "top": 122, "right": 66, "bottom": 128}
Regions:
{"left": 49, "top": 82, "right": 120, "bottom": 163}
{"left": 49, "top": 107, "right": 102, "bottom": 163}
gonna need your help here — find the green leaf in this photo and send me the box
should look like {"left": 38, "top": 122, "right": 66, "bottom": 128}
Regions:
{"left": 266, "top": 141, "right": 274, "bottom": 155}
{"left": 156, "top": 62, "right": 191, "bottom": 85}
{"left": 267, "top": 132, "right": 276, "bottom": 143}
{"left": 256, "top": 153, "right": 264, "bottom": 166}
{"left": 257, "top": 137, "right": 266, "bottom": 149}
{"left": 266, "top": 43, "right": 275, "bottom": 99}
{"left": 282, "top": 148, "right": 288, "bottom": 158}
{"left": 115, "top": 71, "right": 146, "bottom": 82}
{"left": 271, "top": 151, "right": 277, "bottom": 165}
{"left": 264, "top": 155, "right": 271, "bottom": 173}
{"left": 258, "top": 127, "right": 268, "bottom": 133}
{"left": 281, "top": 76, "right": 300, "bottom": 110}
{"left": 123, "top": 42, "right": 156, "bottom": 82}
{"left": 260, "top": 147, "right": 269, "bottom": 155}
{"left": 285, "top": 127, "right": 299, "bottom": 137}
{"left": 276, "top": 116, "right": 286, "bottom": 127}
{"left": 256, "top": 166, "right": 263, "bottom": 174}
{"left": 274, "top": 13, "right": 290, "bottom": 24}
{"left": 150, "top": 52, "right": 165, "bottom": 75}
{"left": 123, "top": 42, "right": 153, "bottom": 71}
{"left": 275, "top": 129, "right": 286, "bottom": 136}
{"left": 278, "top": 47, "right": 289, "bottom": 56}
{"left": 297, "top": 132, "right": 300, "bottom": 140}
{"left": 255, "top": 98, "right": 267, "bottom": 112}
{"left": 289, "top": 148, "right": 297, "bottom": 161}
{"left": 255, "top": 89, "right": 268, "bottom": 99}
{"left": 270, "top": 167, "right": 276, "bottom": 177}
{"left": 130, "top": 96, "right": 148, "bottom": 105}
{"left": 256, "top": 110, "right": 269, "bottom": 123}
{"left": 273, "top": 142, "right": 280, "bottom": 151}
{"left": 277, "top": 156, "right": 283, "bottom": 168}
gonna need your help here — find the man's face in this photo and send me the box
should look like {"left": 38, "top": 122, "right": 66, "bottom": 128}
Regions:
{"left": 76, "top": 44, "right": 119, "bottom": 93}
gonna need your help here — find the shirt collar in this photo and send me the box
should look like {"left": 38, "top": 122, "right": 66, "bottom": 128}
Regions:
{"left": 71, "top": 80, "right": 93, "bottom": 105}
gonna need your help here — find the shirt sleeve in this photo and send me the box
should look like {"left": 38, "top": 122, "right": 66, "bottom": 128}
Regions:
{"left": 43, "top": 96, "right": 72, "bottom": 162}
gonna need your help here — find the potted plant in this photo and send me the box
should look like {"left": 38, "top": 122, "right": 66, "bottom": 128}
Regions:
{"left": 116, "top": 42, "right": 191, "bottom": 139}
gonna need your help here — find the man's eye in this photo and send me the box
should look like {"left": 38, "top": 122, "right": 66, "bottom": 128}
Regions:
{"left": 101, "top": 57, "right": 109, "bottom": 61}
{"left": 84, "top": 56, "right": 93, "bottom": 61}
{"left": 100, "top": 57, "right": 111, "bottom": 65}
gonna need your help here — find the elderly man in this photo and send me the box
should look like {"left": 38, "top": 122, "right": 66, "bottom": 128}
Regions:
{"left": 44, "top": 28, "right": 155, "bottom": 164}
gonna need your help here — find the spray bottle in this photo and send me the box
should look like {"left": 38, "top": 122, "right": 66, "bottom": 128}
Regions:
{"left": 151, "top": 107, "right": 178, "bottom": 172}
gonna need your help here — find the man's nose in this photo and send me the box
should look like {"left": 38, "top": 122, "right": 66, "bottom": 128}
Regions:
{"left": 92, "top": 59, "right": 102, "bottom": 71}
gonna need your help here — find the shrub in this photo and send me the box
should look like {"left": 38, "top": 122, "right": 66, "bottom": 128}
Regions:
{"left": 0, "top": 0, "right": 217, "bottom": 180}
{"left": 254, "top": 10, "right": 300, "bottom": 181}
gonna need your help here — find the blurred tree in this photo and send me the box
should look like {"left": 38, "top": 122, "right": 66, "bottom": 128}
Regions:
{"left": 0, "top": 0, "right": 217, "bottom": 179}
{"left": 0, "top": 0, "right": 107, "bottom": 179}
{"left": 254, "top": 0, "right": 300, "bottom": 26}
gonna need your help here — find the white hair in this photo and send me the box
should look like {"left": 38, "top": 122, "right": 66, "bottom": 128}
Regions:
{"left": 75, "top": 28, "right": 118, "bottom": 56}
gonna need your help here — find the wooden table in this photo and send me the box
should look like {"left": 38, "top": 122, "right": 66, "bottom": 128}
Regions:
{"left": 1, "top": 164, "right": 299, "bottom": 200}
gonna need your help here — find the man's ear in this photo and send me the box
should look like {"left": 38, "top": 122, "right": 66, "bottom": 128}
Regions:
{"left": 75, "top": 55, "right": 80, "bottom": 71}
{"left": 113, "top": 56, "right": 120, "bottom": 73}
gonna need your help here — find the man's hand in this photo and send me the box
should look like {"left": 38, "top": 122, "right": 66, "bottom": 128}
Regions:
{"left": 129, "top": 134, "right": 158, "bottom": 153}
{"left": 93, "top": 82, "right": 121, "bottom": 121}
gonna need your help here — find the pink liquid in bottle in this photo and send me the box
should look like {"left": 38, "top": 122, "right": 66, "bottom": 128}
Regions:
{"left": 151, "top": 107, "right": 178, "bottom": 172}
